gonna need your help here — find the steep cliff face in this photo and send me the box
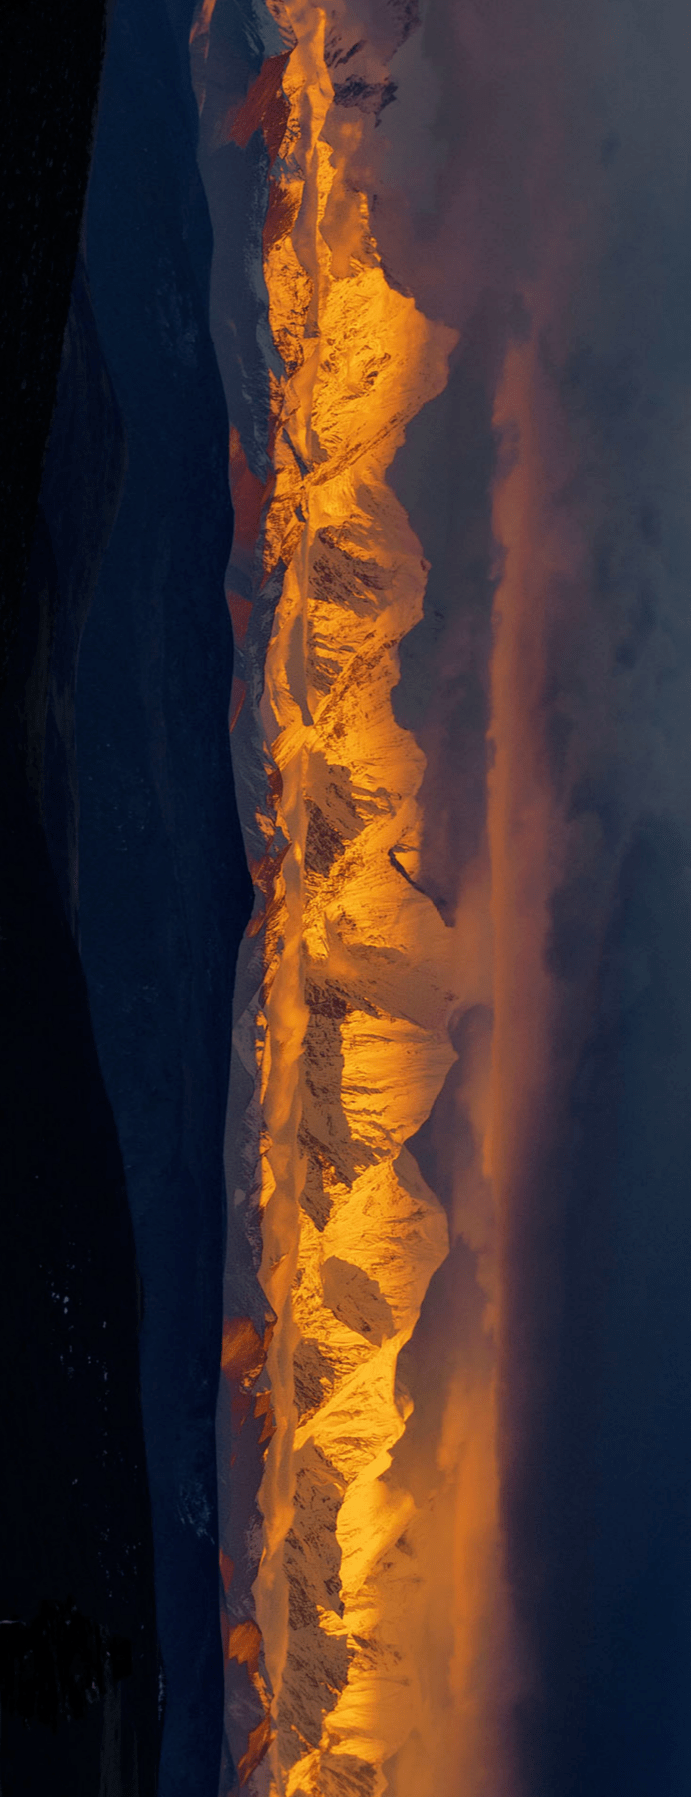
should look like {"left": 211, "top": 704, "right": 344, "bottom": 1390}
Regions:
{"left": 192, "top": 3, "right": 462, "bottom": 1790}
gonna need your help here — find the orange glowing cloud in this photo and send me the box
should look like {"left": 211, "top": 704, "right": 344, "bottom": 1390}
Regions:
{"left": 485, "top": 340, "right": 560, "bottom": 1220}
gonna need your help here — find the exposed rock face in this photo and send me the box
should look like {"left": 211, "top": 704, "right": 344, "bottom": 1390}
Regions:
{"left": 191, "top": 2, "right": 460, "bottom": 1789}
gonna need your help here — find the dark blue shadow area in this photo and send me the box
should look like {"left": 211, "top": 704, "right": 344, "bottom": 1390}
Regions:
{"left": 0, "top": 2, "right": 162, "bottom": 1785}
{"left": 0, "top": 0, "right": 108, "bottom": 688}
{"left": 79, "top": 2, "right": 252, "bottom": 1790}
{"left": 509, "top": 817, "right": 691, "bottom": 1797}
{"left": 0, "top": 512, "right": 159, "bottom": 1794}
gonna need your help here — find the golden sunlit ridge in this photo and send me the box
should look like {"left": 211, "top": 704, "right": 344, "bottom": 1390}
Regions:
{"left": 191, "top": 1, "right": 505, "bottom": 1789}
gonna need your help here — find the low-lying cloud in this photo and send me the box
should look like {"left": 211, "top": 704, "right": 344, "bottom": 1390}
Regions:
{"left": 350, "top": 0, "right": 691, "bottom": 1789}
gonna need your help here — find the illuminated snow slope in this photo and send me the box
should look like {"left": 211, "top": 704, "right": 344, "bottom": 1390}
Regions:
{"left": 192, "top": 2, "right": 461, "bottom": 1789}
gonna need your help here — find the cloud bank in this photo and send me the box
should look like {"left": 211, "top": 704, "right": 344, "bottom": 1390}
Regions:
{"left": 352, "top": 1, "right": 691, "bottom": 1790}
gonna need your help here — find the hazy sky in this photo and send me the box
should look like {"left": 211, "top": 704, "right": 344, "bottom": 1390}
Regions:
{"left": 345, "top": 2, "right": 691, "bottom": 1789}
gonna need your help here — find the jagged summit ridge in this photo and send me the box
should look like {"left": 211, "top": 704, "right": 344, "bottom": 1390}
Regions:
{"left": 191, "top": 0, "right": 458, "bottom": 1788}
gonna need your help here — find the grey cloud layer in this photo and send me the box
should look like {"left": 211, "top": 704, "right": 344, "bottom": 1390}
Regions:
{"left": 355, "top": 1, "right": 691, "bottom": 1790}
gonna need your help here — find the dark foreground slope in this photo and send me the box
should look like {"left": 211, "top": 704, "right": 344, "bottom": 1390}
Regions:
{"left": 78, "top": 1, "right": 253, "bottom": 1791}
{"left": 0, "top": 147, "right": 160, "bottom": 1797}
{"left": 0, "top": 587, "right": 160, "bottom": 1795}
{"left": 1, "top": 0, "right": 252, "bottom": 1790}
{"left": 0, "top": 0, "right": 108, "bottom": 687}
